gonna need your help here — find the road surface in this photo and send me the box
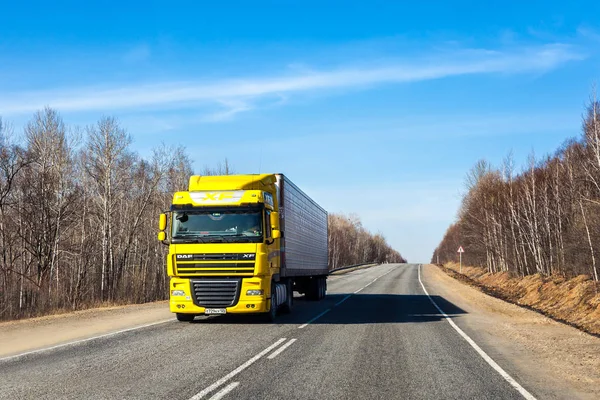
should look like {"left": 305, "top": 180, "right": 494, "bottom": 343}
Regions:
{"left": 1, "top": 264, "right": 536, "bottom": 399}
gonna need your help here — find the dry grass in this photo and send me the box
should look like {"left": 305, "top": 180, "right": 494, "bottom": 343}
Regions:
{"left": 443, "top": 262, "right": 600, "bottom": 336}
{"left": 0, "top": 299, "right": 168, "bottom": 324}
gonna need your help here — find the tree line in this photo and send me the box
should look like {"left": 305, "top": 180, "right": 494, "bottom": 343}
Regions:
{"left": 0, "top": 108, "right": 405, "bottom": 321}
{"left": 329, "top": 213, "right": 406, "bottom": 269}
{"left": 432, "top": 97, "right": 600, "bottom": 283}
{"left": 0, "top": 108, "right": 195, "bottom": 320}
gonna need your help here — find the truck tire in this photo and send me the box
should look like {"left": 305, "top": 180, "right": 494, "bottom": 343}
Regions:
{"left": 317, "top": 277, "right": 324, "bottom": 300}
{"left": 280, "top": 280, "right": 293, "bottom": 314}
{"left": 320, "top": 277, "right": 327, "bottom": 300}
{"left": 176, "top": 313, "right": 195, "bottom": 322}
{"left": 306, "top": 277, "right": 319, "bottom": 301}
{"left": 263, "top": 297, "right": 277, "bottom": 322}
{"left": 260, "top": 281, "right": 278, "bottom": 322}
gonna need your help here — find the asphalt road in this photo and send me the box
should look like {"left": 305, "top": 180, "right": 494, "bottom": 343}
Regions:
{"left": 0, "top": 264, "right": 535, "bottom": 399}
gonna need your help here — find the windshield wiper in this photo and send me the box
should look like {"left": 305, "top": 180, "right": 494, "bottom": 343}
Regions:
{"left": 172, "top": 234, "right": 257, "bottom": 243}
{"left": 171, "top": 237, "right": 210, "bottom": 243}
{"left": 202, "top": 234, "right": 255, "bottom": 243}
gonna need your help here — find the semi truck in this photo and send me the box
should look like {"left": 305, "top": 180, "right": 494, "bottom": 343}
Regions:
{"left": 157, "top": 173, "right": 329, "bottom": 322}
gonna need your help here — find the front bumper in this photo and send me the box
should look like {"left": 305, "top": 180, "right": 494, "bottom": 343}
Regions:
{"left": 169, "top": 276, "right": 270, "bottom": 314}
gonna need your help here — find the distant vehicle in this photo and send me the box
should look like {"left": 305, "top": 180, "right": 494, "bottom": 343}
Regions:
{"left": 158, "top": 173, "right": 329, "bottom": 322}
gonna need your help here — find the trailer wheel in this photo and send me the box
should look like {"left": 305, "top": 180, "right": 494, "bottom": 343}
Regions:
{"left": 280, "top": 280, "right": 293, "bottom": 314}
{"left": 317, "top": 277, "right": 324, "bottom": 300}
{"left": 176, "top": 313, "right": 195, "bottom": 322}
{"left": 305, "top": 278, "right": 317, "bottom": 301}
{"left": 320, "top": 277, "right": 327, "bottom": 299}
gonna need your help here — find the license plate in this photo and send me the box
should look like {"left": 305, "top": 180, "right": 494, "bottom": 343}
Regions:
{"left": 205, "top": 308, "right": 226, "bottom": 315}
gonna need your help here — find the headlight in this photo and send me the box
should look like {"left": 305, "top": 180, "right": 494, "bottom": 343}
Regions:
{"left": 171, "top": 290, "right": 186, "bottom": 297}
{"left": 246, "top": 289, "right": 264, "bottom": 296}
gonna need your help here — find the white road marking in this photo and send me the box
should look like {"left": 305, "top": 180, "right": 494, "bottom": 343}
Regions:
{"left": 0, "top": 319, "right": 173, "bottom": 363}
{"left": 267, "top": 338, "right": 297, "bottom": 359}
{"left": 298, "top": 309, "right": 331, "bottom": 329}
{"left": 299, "top": 265, "right": 397, "bottom": 329}
{"left": 418, "top": 265, "right": 537, "bottom": 400}
{"left": 208, "top": 382, "right": 239, "bottom": 400}
{"left": 334, "top": 294, "right": 352, "bottom": 306}
{"left": 354, "top": 278, "right": 375, "bottom": 293}
{"left": 354, "top": 266, "right": 395, "bottom": 294}
{"left": 189, "top": 338, "right": 287, "bottom": 400}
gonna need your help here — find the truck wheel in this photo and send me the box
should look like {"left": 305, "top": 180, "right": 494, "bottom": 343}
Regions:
{"left": 320, "top": 277, "right": 327, "bottom": 299}
{"left": 263, "top": 298, "right": 277, "bottom": 322}
{"left": 176, "top": 313, "right": 195, "bottom": 322}
{"left": 317, "top": 277, "right": 324, "bottom": 300}
{"left": 280, "top": 280, "right": 293, "bottom": 314}
{"left": 306, "top": 278, "right": 319, "bottom": 301}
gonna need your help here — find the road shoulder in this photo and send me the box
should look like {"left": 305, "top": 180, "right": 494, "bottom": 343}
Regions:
{"left": 0, "top": 301, "right": 171, "bottom": 358}
{"left": 422, "top": 264, "right": 600, "bottom": 400}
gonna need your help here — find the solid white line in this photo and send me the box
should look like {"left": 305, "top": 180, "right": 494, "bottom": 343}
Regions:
{"left": 298, "top": 308, "right": 331, "bottom": 329}
{"left": 267, "top": 338, "right": 297, "bottom": 359}
{"left": 0, "top": 319, "right": 174, "bottom": 363}
{"left": 189, "top": 338, "right": 287, "bottom": 400}
{"left": 208, "top": 382, "right": 239, "bottom": 400}
{"left": 417, "top": 265, "right": 537, "bottom": 400}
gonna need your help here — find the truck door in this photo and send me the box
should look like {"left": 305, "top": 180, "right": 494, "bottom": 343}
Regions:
{"left": 265, "top": 210, "right": 280, "bottom": 272}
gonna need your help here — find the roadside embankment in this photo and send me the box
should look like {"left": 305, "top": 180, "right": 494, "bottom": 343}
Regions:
{"left": 441, "top": 262, "right": 600, "bottom": 336}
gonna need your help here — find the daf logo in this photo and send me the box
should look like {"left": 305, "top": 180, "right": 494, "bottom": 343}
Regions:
{"left": 242, "top": 254, "right": 255, "bottom": 259}
{"left": 176, "top": 254, "right": 193, "bottom": 259}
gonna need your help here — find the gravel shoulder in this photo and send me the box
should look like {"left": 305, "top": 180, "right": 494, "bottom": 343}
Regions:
{"left": 423, "top": 263, "right": 600, "bottom": 399}
{"left": 0, "top": 301, "right": 171, "bottom": 358}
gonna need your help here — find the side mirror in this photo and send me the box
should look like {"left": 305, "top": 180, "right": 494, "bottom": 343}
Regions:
{"left": 272, "top": 229, "right": 281, "bottom": 239}
{"left": 159, "top": 213, "right": 167, "bottom": 231}
{"left": 157, "top": 231, "right": 166, "bottom": 241}
{"left": 270, "top": 212, "right": 280, "bottom": 231}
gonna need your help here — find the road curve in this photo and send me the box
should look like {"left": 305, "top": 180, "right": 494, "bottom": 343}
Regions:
{"left": 0, "top": 264, "right": 535, "bottom": 399}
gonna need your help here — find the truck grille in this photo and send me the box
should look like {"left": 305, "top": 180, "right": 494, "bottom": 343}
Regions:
{"left": 176, "top": 253, "right": 256, "bottom": 261}
{"left": 176, "top": 254, "right": 256, "bottom": 276}
{"left": 191, "top": 278, "right": 241, "bottom": 308}
{"left": 177, "top": 263, "right": 255, "bottom": 276}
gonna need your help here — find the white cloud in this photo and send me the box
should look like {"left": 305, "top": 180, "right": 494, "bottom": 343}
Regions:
{"left": 199, "top": 99, "right": 254, "bottom": 122}
{"left": 0, "top": 43, "right": 585, "bottom": 116}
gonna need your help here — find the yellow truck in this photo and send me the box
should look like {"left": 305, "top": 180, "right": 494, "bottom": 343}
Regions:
{"left": 157, "top": 174, "right": 329, "bottom": 322}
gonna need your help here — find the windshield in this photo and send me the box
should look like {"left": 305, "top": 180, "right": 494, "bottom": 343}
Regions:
{"left": 171, "top": 210, "right": 263, "bottom": 243}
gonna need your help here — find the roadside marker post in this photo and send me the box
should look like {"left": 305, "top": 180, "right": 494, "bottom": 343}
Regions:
{"left": 457, "top": 246, "right": 465, "bottom": 273}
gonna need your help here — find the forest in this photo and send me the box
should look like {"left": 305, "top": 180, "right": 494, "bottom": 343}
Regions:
{"left": 0, "top": 108, "right": 403, "bottom": 320}
{"left": 433, "top": 98, "right": 600, "bottom": 283}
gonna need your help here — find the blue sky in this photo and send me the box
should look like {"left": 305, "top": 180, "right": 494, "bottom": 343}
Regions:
{"left": 2, "top": 1, "right": 600, "bottom": 262}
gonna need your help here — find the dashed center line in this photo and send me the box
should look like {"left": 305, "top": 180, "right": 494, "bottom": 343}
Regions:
{"left": 298, "top": 268, "right": 395, "bottom": 329}
{"left": 298, "top": 309, "right": 331, "bottom": 329}
{"left": 208, "top": 382, "right": 239, "bottom": 400}
{"left": 189, "top": 338, "right": 287, "bottom": 400}
{"left": 298, "top": 265, "right": 397, "bottom": 329}
{"left": 334, "top": 294, "right": 352, "bottom": 306}
{"left": 267, "top": 338, "right": 297, "bottom": 359}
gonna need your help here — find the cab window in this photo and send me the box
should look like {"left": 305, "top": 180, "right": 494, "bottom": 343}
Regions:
{"left": 265, "top": 210, "right": 272, "bottom": 238}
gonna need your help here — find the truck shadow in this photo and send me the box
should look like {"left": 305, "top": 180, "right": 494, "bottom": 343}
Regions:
{"left": 190, "top": 293, "right": 466, "bottom": 325}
